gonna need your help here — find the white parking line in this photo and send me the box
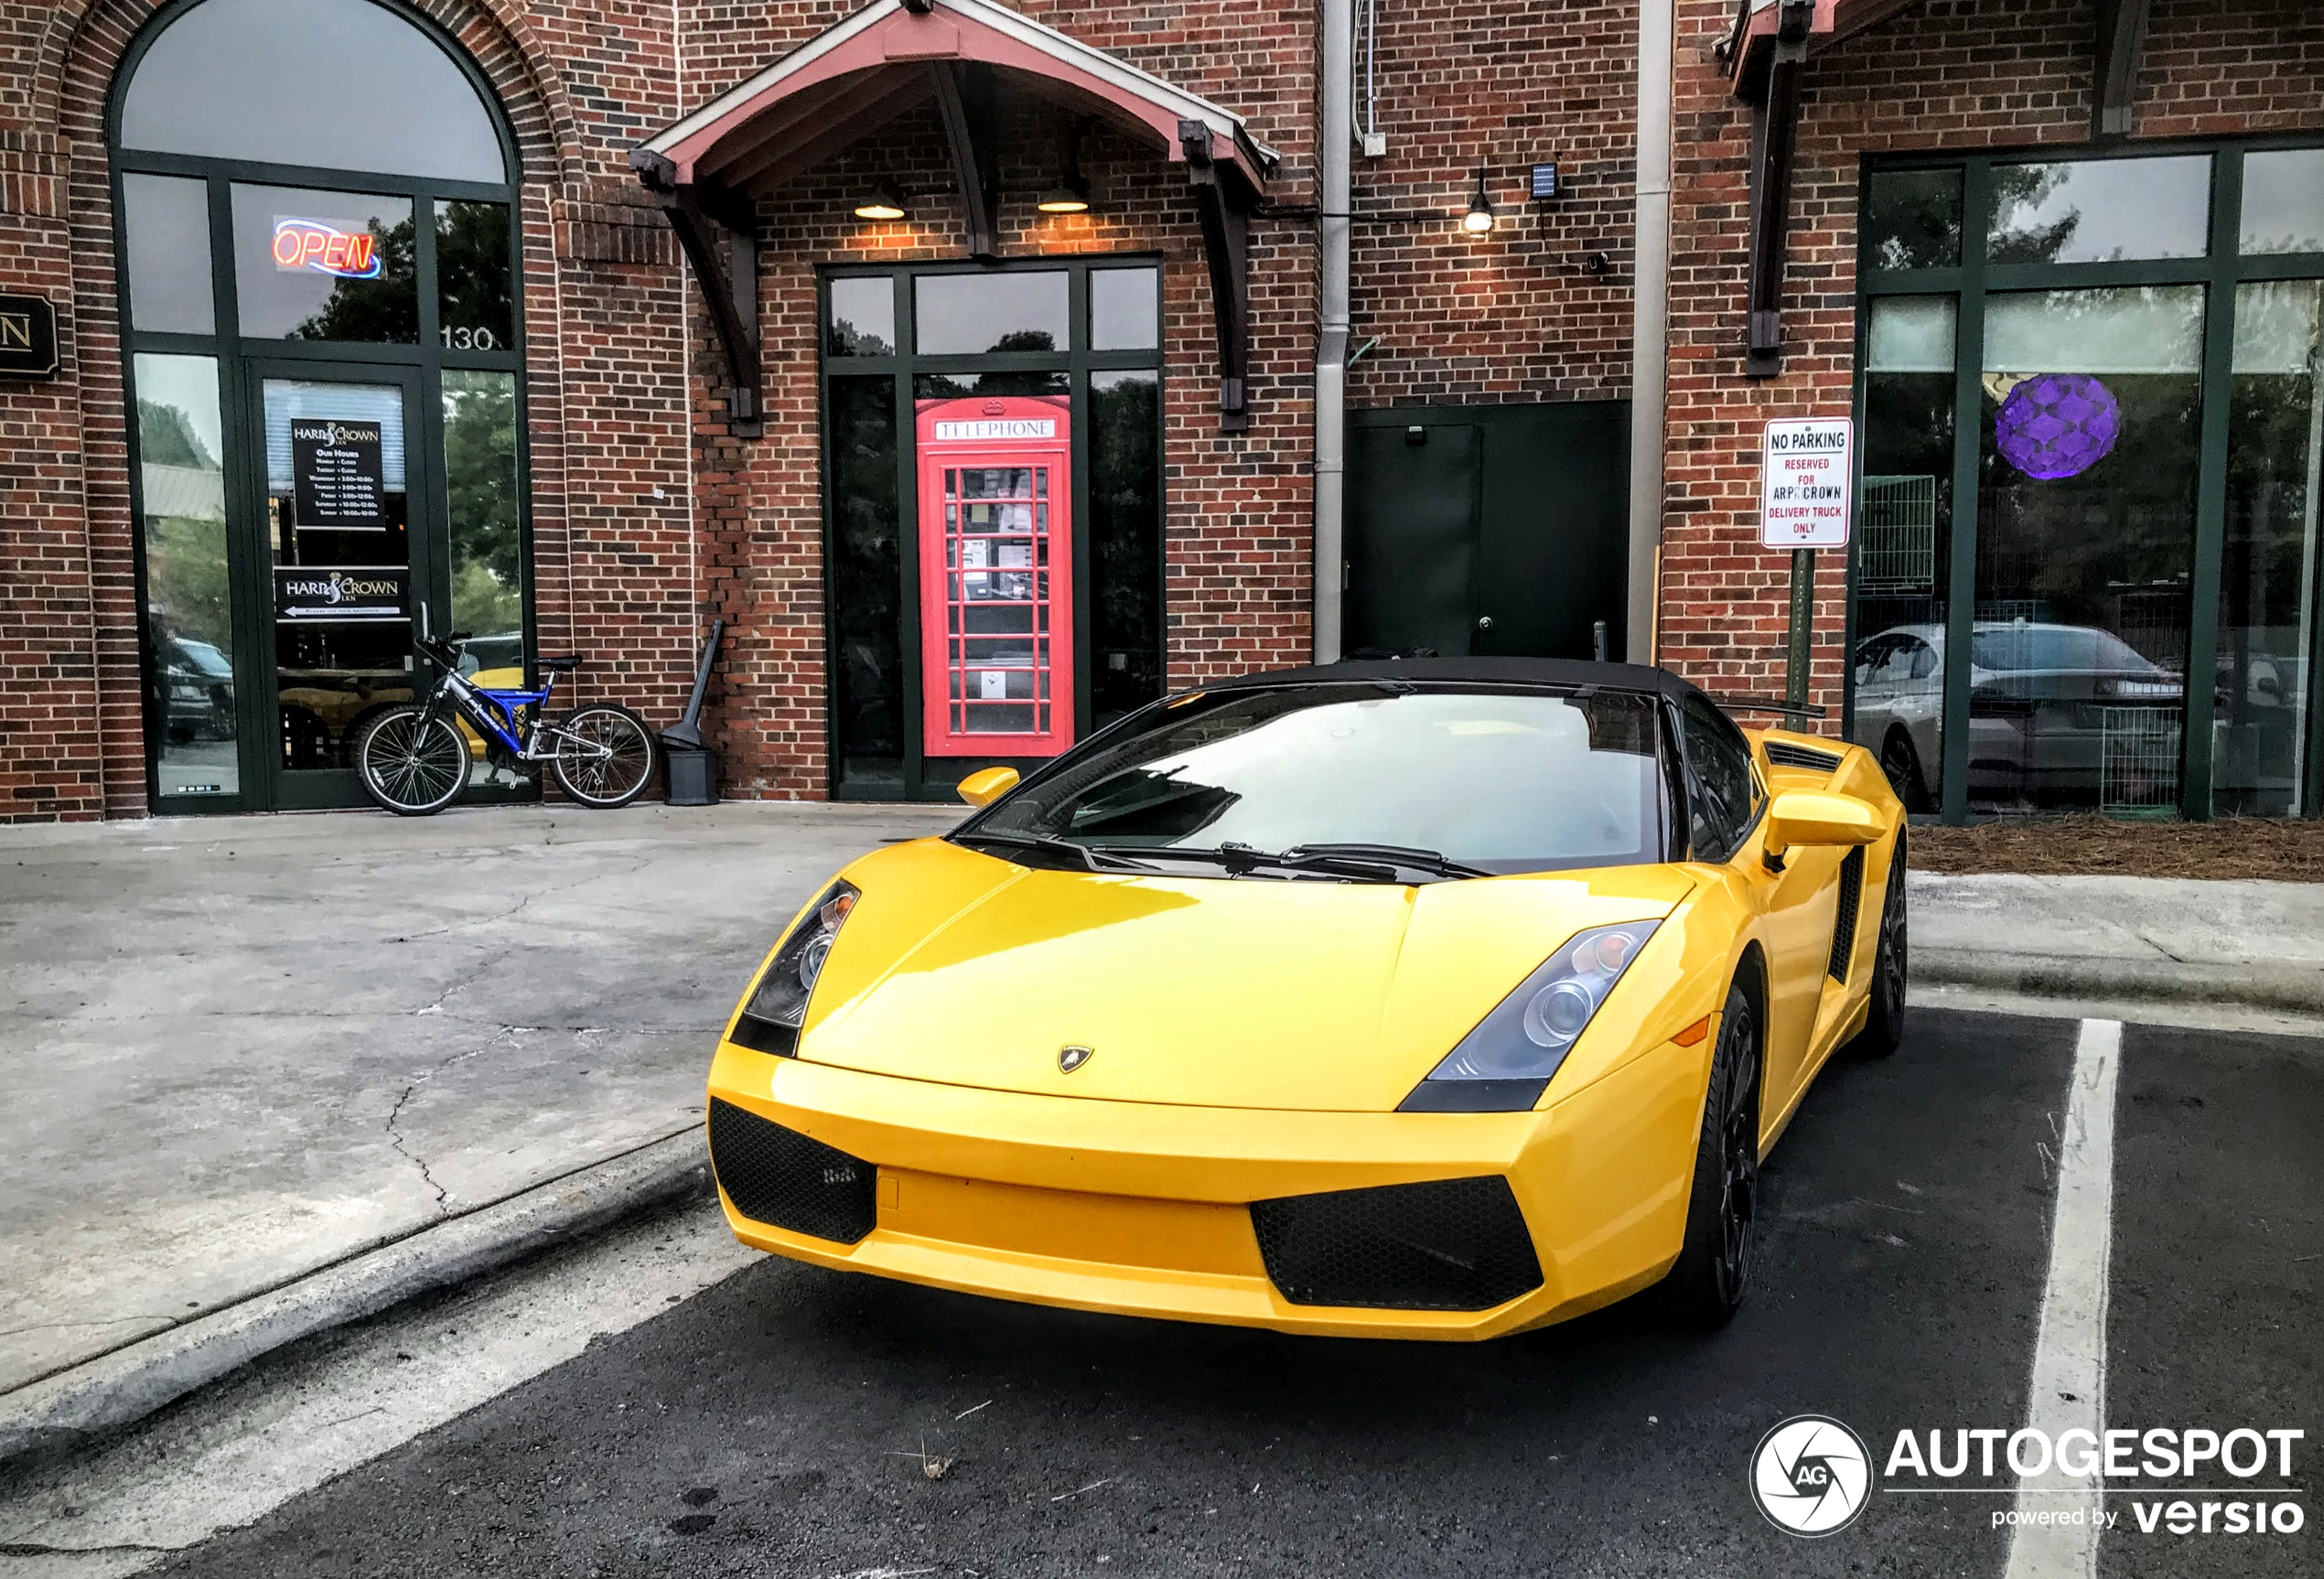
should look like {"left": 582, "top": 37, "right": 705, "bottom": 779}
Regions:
{"left": 2004, "top": 1017, "right": 2122, "bottom": 1579}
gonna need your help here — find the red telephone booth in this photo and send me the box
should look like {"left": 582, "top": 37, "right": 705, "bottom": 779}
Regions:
{"left": 916, "top": 394, "right": 1074, "bottom": 758}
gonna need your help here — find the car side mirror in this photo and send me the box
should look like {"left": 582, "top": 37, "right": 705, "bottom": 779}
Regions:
{"left": 956, "top": 766, "right": 1020, "bottom": 808}
{"left": 1762, "top": 789, "right": 1885, "bottom": 862}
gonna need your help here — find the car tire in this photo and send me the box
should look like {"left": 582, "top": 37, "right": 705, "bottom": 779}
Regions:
{"left": 1880, "top": 730, "right": 1933, "bottom": 813}
{"left": 1651, "top": 980, "right": 1760, "bottom": 1330}
{"left": 1850, "top": 831, "right": 1909, "bottom": 1058}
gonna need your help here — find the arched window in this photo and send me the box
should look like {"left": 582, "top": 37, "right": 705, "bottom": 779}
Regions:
{"left": 113, "top": 0, "right": 529, "bottom": 814}
{"left": 119, "top": 0, "right": 508, "bottom": 182}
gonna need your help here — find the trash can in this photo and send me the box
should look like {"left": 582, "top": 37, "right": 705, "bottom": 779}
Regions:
{"left": 664, "top": 745, "right": 719, "bottom": 806}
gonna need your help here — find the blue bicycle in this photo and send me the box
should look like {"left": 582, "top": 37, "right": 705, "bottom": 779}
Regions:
{"left": 355, "top": 631, "right": 657, "bottom": 815}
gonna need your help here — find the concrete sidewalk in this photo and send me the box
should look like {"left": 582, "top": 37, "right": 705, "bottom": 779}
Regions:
{"left": 1911, "top": 869, "right": 2324, "bottom": 1018}
{"left": 3, "top": 808, "right": 2319, "bottom": 1465}
{"left": 0, "top": 800, "right": 953, "bottom": 1460}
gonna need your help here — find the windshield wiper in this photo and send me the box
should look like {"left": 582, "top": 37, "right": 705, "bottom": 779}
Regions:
{"left": 1279, "top": 843, "right": 1491, "bottom": 880}
{"left": 950, "top": 831, "right": 1157, "bottom": 874}
{"left": 1114, "top": 842, "right": 1434, "bottom": 884}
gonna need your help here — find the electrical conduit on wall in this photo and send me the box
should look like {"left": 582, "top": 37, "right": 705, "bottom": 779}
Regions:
{"left": 1629, "top": 0, "right": 1673, "bottom": 666}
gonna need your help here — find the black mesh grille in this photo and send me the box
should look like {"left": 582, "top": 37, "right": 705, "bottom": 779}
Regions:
{"left": 1249, "top": 1176, "right": 1544, "bottom": 1311}
{"left": 1829, "top": 845, "right": 1866, "bottom": 983}
{"left": 707, "top": 1099, "right": 877, "bottom": 1244}
{"left": 1766, "top": 739, "right": 1844, "bottom": 772}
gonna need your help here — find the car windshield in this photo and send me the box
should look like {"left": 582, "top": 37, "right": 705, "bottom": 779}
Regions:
{"left": 174, "top": 639, "right": 232, "bottom": 678}
{"left": 1970, "top": 627, "right": 2159, "bottom": 674}
{"left": 964, "top": 682, "right": 1670, "bottom": 875}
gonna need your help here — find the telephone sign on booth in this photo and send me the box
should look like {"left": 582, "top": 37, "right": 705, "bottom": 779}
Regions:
{"left": 917, "top": 395, "right": 1074, "bottom": 758}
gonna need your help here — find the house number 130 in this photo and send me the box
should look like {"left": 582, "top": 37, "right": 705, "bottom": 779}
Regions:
{"left": 440, "top": 326, "right": 500, "bottom": 350}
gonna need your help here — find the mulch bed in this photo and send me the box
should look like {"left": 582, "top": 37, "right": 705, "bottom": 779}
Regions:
{"left": 1910, "top": 814, "right": 2324, "bottom": 882}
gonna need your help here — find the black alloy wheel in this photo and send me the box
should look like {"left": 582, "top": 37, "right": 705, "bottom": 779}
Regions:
{"left": 1652, "top": 980, "right": 1761, "bottom": 1329}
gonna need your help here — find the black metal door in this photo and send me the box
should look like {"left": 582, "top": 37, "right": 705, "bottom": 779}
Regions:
{"left": 1345, "top": 421, "right": 1480, "bottom": 656}
{"left": 1346, "top": 403, "right": 1631, "bottom": 661}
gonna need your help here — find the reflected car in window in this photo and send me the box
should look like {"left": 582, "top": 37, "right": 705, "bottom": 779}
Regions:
{"left": 161, "top": 636, "right": 236, "bottom": 743}
{"left": 1853, "top": 621, "right": 2184, "bottom": 811}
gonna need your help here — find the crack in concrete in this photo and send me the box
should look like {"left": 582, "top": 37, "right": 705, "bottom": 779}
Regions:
{"left": 382, "top": 1082, "right": 447, "bottom": 1214}
{"left": 0, "top": 1541, "right": 178, "bottom": 1557}
{"left": 388, "top": 857, "right": 656, "bottom": 943}
{"left": 380, "top": 1032, "right": 515, "bottom": 1215}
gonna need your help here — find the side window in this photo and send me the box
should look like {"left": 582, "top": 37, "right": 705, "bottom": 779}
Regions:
{"left": 1855, "top": 635, "right": 1898, "bottom": 685}
{"left": 1679, "top": 696, "right": 1763, "bottom": 862}
{"left": 1905, "top": 639, "right": 1939, "bottom": 682}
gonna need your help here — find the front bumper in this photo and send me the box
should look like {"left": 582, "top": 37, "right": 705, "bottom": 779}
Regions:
{"left": 705, "top": 1033, "right": 1712, "bottom": 1341}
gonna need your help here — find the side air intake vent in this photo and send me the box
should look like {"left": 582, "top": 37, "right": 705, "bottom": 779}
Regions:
{"left": 1766, "top": 739, "right": 1844, "bottom": 772}
{"left": 1828, "top": 845, "right": 1866, "bottom": 983}
{"left": 1250, "top": 1176, "right": 1543, "bottom": 1311}
{"left": 707, "top": 1099, "right": 877, "bottom": 1244}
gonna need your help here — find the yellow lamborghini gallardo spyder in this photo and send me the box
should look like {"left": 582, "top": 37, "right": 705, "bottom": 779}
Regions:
{"left": 705, "top": 659, "right": 1908, "bottom": 1337}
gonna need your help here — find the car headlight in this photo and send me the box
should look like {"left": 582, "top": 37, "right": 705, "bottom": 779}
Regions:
{"left": 728, "top": 881, "right": 858, "bottom": 1057}
{"left": 1398, "top": 920, "right": 1661, "bottom": 1112}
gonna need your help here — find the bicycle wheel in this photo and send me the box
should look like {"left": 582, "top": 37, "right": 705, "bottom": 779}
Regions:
{"left": 549, "top": 704, "right": 656, "bottom": 809}
{"left": 356, "top": 704, "right": 472, "bottom": 816}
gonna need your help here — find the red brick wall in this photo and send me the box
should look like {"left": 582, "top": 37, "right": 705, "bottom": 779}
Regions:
{"left": 1346, "top": 0, "right": 1638, "bottom": 408}
{"left": 1659, "top": 0, "right": 2324, "bottom": 732}
{"left": 0, "top": 108, "right": 96, "bottom": 820}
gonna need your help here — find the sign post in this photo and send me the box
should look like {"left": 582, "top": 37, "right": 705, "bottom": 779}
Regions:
{"left": 1759, "top": 416, "right": 1854, "bottom": 712}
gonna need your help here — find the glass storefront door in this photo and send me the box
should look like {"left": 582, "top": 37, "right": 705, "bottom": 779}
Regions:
{"left": 113, "top": 0, "right": 527, "bottom": 814}
{"left": 252, "top": 368, "right": 426, "bottom": 806}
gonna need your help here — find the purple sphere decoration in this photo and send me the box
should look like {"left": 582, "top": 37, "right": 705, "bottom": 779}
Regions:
{"left": 1995, "top": 372, "right": 2121, "bottom": 481}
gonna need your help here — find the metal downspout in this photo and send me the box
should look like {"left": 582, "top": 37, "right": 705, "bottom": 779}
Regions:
{"left": 1628, "top": 0, "right": 1674, "bottom": 665}
{"left": 1315, "top": 0, "right": 1353, "bottom": 663}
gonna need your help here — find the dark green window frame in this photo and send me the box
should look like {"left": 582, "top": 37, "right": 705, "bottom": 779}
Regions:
{"left": 109, "top": 0, "right": 533, "bottom": 815}
{"left": 1848, "top": 134, "right": 2324, "bottom": 822}
{"left": 817, "top": 256, "right": 1167, "bottom": 803}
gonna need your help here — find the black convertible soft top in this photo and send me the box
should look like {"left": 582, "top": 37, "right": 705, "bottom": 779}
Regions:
{"left": 1202, "top": 656, "right": 1718, "bottom": 710}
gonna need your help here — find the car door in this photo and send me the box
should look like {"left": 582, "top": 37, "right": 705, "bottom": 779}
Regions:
{"left": 1851, "top": 634, "right": 1901, "bottom": 754}
{"left": 1677, "top": 697, "right": 1839, "bottom": 1132}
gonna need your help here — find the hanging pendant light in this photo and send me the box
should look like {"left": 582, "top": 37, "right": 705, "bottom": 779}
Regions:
{"left": 1036, "top": 176, "right": 1092, "bottom": 215}
{"left": 853, "top": 179, "right": 908, "bottom": 221}
{"left": 1038, "top": 119, "right": 1097, "bottom": 214}
{"left": 1462, "top": 166, "right": 1496, "bottom": 235}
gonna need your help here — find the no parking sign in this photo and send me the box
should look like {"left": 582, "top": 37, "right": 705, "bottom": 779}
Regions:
{"left": 1760, "top": 417, "right": 1854, "bottom": 549}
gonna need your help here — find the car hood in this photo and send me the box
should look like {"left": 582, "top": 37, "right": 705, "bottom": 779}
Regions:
{"left": 788, "top": 838, "right": 1697, "bottom": 1112}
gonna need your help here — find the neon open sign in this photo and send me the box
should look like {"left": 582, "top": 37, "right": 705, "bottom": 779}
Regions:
{"left": 272, "top": 217, "right": 382, "bottom": 280}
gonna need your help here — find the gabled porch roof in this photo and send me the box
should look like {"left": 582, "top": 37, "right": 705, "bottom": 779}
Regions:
{"left": 637, "top": 0, "right": 1276, "bottom": 196}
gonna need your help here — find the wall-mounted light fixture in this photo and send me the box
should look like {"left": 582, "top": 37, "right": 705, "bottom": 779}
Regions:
{"left": 1461, "top": 166, "right": 1496, "bottom": 235}
{"left": 853, "top": 179, "right": 908, "bottom": 221}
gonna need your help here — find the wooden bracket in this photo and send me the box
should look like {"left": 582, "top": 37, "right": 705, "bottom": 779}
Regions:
{"left": 631, "top": 149, "right": 763, "bottom": 438}
{"left": 1181, "top": 119, "right": 1253, "bottom": 433}
{"left": 930, "top": 61, "right": 1002, "bottom": 260}
{"left": 2092, "top": 0, "right": 2153, "bottom": 139}
{"left": 1742, "top": 0, "right": 1813, "bottom": 380}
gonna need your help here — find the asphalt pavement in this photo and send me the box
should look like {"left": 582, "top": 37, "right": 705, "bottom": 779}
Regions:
{"left": 2, "top": 1005, "right": 2309, "bottom": 1577}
